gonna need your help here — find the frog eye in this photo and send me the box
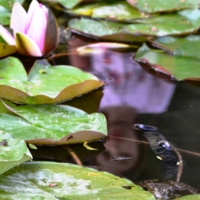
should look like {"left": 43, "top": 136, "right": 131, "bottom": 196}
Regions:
{"left": 134, "top": 124, "right": 158, "bottom": 131}
{"left": 158, "top": 140, "right": 172, "bottom": 150}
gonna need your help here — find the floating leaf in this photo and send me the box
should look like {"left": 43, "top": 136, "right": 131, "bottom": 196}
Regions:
{"left": 135, "top": 44, "right": 200, "bottom": 80}
{"left": 0, "top": 6, "right": 10, "bottom": 25}
{"left": 69, "top": 1, "right": 151, "bottom": 21}
{"left": 0, "top": 161, "right": 155, "bottom": 199}
{"left": 69, "top": 10, "right": 200, "bottom": 42}
{"left": 69, "top": 18, "right": 147, "bottom": 42}
{"left": 151, "top": 35, "right": 200, "bottom": 59}
{"left": 0, "top": 57, "right": 104, "bottom": 104}
{"left": 0, "top": 101, "right": 107, "bottom": 145}
{"left": 52, "top": 0, "right": 89, "bottom": 9}
{"left": 127, "top": 0, "right": 200, "bottom": 13}
{"left": 0, "top": 0, "right": 24, "bottom": 11}
{"left": 175, "top": 194, "right": 200, "bottom": 199}
{"left": 0, "top": 131, "right": 32, "bottom": 175}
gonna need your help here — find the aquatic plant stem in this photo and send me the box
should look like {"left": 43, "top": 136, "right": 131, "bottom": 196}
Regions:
{"left": 66, "top": 147, "right": 83, "bottom": 166}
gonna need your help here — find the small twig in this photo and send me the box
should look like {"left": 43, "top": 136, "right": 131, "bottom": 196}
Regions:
{"left": 171, "top": 146, "right": 183, "bottom": 182}
{"left": 66, "top": 147, "right": 83, "bottom": 166}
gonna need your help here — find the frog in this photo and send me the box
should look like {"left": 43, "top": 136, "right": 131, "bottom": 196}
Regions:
{"left": 135, "top": 179, "right": 198, "bottom": 200}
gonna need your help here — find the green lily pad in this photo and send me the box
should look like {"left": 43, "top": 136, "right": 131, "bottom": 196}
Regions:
{"left": 54, "top": 0, "right": 90, "bottom": 9}
{"left": 69, "top": 10, "right": 200, "bottom": 41}
{"left": 0, "top": 6, "right": 10, "bottom": 25}
{"left": 69, "top": 1, "right": 151, "bottom": 21}
{"left": 0, "top": 161, "right": 155, "bottom": 199}
{"left": 135, "top": 44, "right": 200, "bottom": 80}
{"left": 0, "top": 131, "right": 32, "bottom": 175}
{"left": 69, "top": 17, "right": 147, "bottom": 42}
{"left": 127, "top": 0, "right": 200, "bottom": 13}
{"left": 0, "top": 0, "right": 24, "bottom": 11}
{"left": 175, "top": 194, "right": 200, "bottom": 199}
{"left": 151, "top": 35, "right": 200, "bottom": 59}
{"left": 0, "top": 101, "right": 107, "bottom": 145}
{"left": 0, "top": 57, "right": 104, "bottom": 104}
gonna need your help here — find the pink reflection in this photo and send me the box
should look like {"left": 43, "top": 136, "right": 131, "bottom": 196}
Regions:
{"left": 91, "top": 49, "right": 176, "bottom": 113}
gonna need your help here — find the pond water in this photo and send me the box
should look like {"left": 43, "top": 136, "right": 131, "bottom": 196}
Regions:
{"left": 31, "top": 35, "right": 200, "bottom": 192}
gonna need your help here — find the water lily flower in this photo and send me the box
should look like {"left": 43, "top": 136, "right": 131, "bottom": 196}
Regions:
{"left": 0, "top": 0, "right": 58, "bottom": 57}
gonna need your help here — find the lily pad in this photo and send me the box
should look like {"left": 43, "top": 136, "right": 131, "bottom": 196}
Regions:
{"left": 175, "top": 194, "right": 200, "bottom": 199}
{"left": 0, "top": 131, "right": 32, "bottom": 175}
{"left": 69, "top": 17, "right": 147, "bottom": 42}
{"left": 0, "top": 0, "right": 24, "bottom": 11}
{"left": 135, "top": 44, "right": 200, "bottom": 80}
{"left": 69, "top": 1, "right": 151, "bottom": 21}
{"left": 0, "top": 161, "right": 155, "bottom": 199}
{"left": 0, "top": 57, "right": 104, "bottom": 104}
{"left": 151, "top": 35, "right": 200, "bottom": 59}
{"left": 69, "top": 10, "right": 200, "bottom": 41}
{"left": 127, "top": 0, "right": 200, "bottom": 13}
{"left": 54, "top": 0, "right": 90, "bottom": 9}
{"left": 0, "top": 101, "right": 107, "bottom": 145}
{"left": 0, "top": 6, "right": 10, "bottom": 25}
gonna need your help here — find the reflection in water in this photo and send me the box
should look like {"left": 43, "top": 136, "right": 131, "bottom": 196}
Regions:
{"left": 134, "top": 124, "right": 181, "bottom": 181}
{"left": 47, "top": 36, "right": 200, "bottom": 190}
{"left": 91, "top": 49, "right": 176, "bottom": 113}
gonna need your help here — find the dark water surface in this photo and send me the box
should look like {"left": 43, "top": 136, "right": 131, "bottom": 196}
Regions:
{"left": 31, "top": 36, "right": 200, "bottom": 191}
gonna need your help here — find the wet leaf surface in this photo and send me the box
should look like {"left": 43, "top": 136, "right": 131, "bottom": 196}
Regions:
{"left": 0, "top": 6, "right": 10, "bottom": 25}
{"left": 0, "top": 101, "right": 107, "bottom": 145}
{"left": 69, "top": 1, "right": 151, "bottom": 21}
{"left": 0, "top": 161, "right": 155, "bottom": 199}
{"left": 0, "top": 131, "right": 32, "bottom": 175}
{"left": 0, "top": 57, "right": 104, "bottom": 104}
{"left": 175, "top": 194, "right": 200, "bottom": 199}
{"left": 0, "top": 0, "right": 24, "bottom": 11}
{"left": 69, "top": 10, "right": 200, "bottom": 41}
{"left": 127, "top": 0, "right": 200, "bottom": 13}
{"left": 54, "top": 0, "right": 90, "bottom": 9}
{"left": 151, "top": 35, "right": 200, "bottom": 59}
{"left": 135, "top": 44, "right": 200, "bottom": 81}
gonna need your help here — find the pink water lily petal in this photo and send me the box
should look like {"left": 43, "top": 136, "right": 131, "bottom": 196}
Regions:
{"left": 26, "top": 5, "right": 48, "bottom": 54}
{"left": 41, "top": 4, "right": 48, "bottom": 18}
{"left": 15, "top": 32, "right": 42, "bottom": 57}
{"left": 25, "top": 0, "right": 40, "bottom": 33}
{"left": 0, "top": 25, "right": 15, "bottom": 45}
{"left": 10, "top": 2, "right": 27, "bottom": 34}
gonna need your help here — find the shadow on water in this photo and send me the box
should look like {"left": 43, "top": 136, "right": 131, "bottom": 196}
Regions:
{"left": 31, "top": 35, "right": 200, "bottom": 191}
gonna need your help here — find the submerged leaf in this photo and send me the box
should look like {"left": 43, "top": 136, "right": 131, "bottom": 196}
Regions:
{"left": 0, "top": 161, "right": 155, "bottom": 199}
{"left": 0, "top": 131, "right": 32, "bottom": 175}
{"left": 0, "top": 101, "right": 107, "bottom": 145}
{"left": 0, "top": 57, "right": 104, "bottom": 104}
